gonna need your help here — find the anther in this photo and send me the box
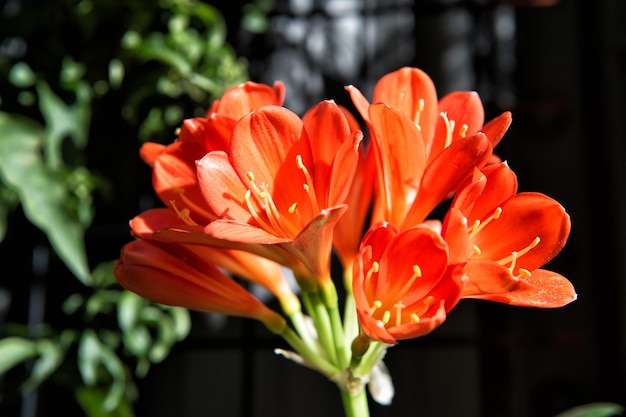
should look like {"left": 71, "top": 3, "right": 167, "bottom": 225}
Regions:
{"left": 497, "top": 237, "right": 541, "bottom": 275}
{"left": 471, "top": 244, "right": 482, "bottom": 256}
{"left": 381, "top": 310, "right": 391, "bottom": 325}
{"left": 423, "top": 296, "right": 435, "bottom": 306}
{"left": 366, "top": 262, "right": 379, "bottom": 282}
{"left": 469, "top": 207, "right": 502, "bottom": 238}
{"left": 440, "top": 112, "right": 455, "bottom": 148}
{"left": 459, "top": 124, "right": 469, "bottom": 137}
{"left": 410, "top": 314, "right": 420, "bottom": 323}
{"left": 396, "top": 264, "right": 423, "bottom": 299}
{"left": 172, "top": 188, "right": 217, "bottom": 222}
{"left": 169, "top": 200, "right": 197, "bottom": 226}
{"left": 369, "top": 300, "right": 383, "bottom": 316}
{"left": 288, "top": 203, "right": 298, "bottom": 214}
{"left": 296, "top": 155, "right": 321, "bottom": 214}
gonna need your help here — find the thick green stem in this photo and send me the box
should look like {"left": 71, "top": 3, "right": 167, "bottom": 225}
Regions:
{"left": 328, "top": 303, "right": 349, "bottom": 368}
{"left": 301, "top": 290, "right": 337, "bottom": 365}
{"left": 340, "top": 386, "right": 370, "bottom": 417}
{"left": 288, "top": 309, "right": 322, "bottom": 356}
{"left": 342, "top": 268, "right": 359, "bottom": 347}
{"left": 279, "top": 325, "right": 339, "bottom": 378}
{"left": 352, "top": 341, "right": 389, "bottom": 378}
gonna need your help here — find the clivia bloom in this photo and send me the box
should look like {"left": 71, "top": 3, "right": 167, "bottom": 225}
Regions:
{"left": 160, "top": 100, "right": 364, "bottom": 286}
{"left": 442, "top": 162, "right": 576, "bottom": 307}
{"left": 141, "top": 81, "right": 285, "bottom": 225}
{"left": 121, "top": 81, "right": 302, "bottom": 312}
{"left": 352, "top": 222, "right": 464, "bottom": 344}
{"left": 126, "top": 207, "right": 300, "bottom": 313}
{"left": 345, "top": 67, "right": 512, "bottom": 229}
{"left": 115, "top": 239, "right": 286, "bottom": 333}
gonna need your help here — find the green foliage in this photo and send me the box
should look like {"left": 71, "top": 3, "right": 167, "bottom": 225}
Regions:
{"left": 118, "top": 0, "right": 249, "bottom": 141}
{"left": 0, "top": 60, "right": 94, "bottom": 284}
{"left": 554, "top": 403, "right": 625, "bottom": 417}
{"left": 0, "top": 0, "right": 253, "bottom": 415}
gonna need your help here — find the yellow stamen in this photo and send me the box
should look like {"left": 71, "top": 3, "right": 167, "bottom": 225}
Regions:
{"left": 258, "top": 183, "right": 289, "bottom": 235}
{"left": 471, "top": 244, "right": 482, "bottom": 257}
{"left": 172, "top": 188, "right": 217, "bottom": 221}
{"left": 243, "top": 172, "right": 300, "bottom": 238}
{"left": 414, "top": 98, "right": 425, "bottom": 130}
{"left": 244, "top": 190, "right": 275, "bottom": 232}
{"left": 366, "top": 262, "right": 379, "bottom": 282}
{"left": 469, "top": 207, "right": 503, "bottom": 239}
{"left": 394, "top": 301, "right": 406, "bottom": 326}
{"left": 423, "top": 296, "right": 435, "bottom": 306}
{"left": 497, "top": 237, "right": 541, "bottom": 274}
{"left": 410, "top": 314, "right": 421, "bottom": 323}
{"left": 396, "top": 264, "right": 422, "bottom": 299}
{"left": 381, "top": 310, "right": 391, "bottom": 325}
{"left": 369, "top": 300, "right": 383, "bottom": 316}
{"left": 459, "top": 123, "right": 469, "bottom": 137}
{"left": 296, "top": 155, "right": 320, "bottom": 214}
{"left": 169, "top": 199, "right": 197, "bottom": 226}
{"left": 440, "top": 112, "right": 455, "bottom": 148}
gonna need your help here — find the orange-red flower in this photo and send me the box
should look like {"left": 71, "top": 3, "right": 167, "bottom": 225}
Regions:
{"left": 348, "top": 67, "right": 511, "bottom": 163}
{"left": 183, "top": 101, "right": 363, "bottom": 285}
{"left": 127, "top": 207, "right": 298, "bottom": 309}
{"left": 345, "top": 67, "right": 512, "bottom": 229}
{"left": 352, "top": 222, "right": 464, "bottom": 344}
{"left": 117, "top": 81, "right": 306, "bottom": 315}
{"left": 442, "top": 162, "right": 576, "bottom": 307}
{"left": 141, "top": 81, "right": 285, "bottom": 225}
{"left": 115, "top": 239, "right": 286, "bottom": 333}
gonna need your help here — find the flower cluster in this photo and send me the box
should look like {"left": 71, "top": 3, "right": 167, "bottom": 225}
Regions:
{"left": 115, "top": 67, "right": 576, "bottom": 415}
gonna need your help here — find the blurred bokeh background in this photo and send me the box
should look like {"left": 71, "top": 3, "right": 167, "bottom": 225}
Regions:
{"left": 1, "top": 0, "right": 625, "bottom": 416}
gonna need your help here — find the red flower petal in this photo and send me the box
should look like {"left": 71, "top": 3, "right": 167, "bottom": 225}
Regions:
{"left": 430, "top": 91, "right": 485, "bottom": 158}
{"left": 471, "top": 192, "right": 571, "bottom": 272}
{"left": 372, "top": 67, "right": 439, "bottom": 142}
{"left": 468, "top": 268, "right": 577, "bottom": 307}
{"left": 402, "top": 133, "right": 493, "bottom": 227}
{"left": 368, "top": 103, "right": 427, "bottom": 224}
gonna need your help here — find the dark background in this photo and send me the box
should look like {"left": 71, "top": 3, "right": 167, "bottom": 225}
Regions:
{"left": 1, "top": 0, "right": 625, "bottom": 416}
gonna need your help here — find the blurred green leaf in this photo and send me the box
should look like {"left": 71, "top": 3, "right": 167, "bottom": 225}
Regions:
{"left": 0, "top": 182, "right": 19, "bottom": 242}
{"left": 554, "top": 403, "right": 625, "bottom": 417}
{"left": 37, "top": 79, "right": 91, "bottom": 169}
{"left": 0, "top": 337, "right": 37, "bottom": 375}
{"left": 117, "top": 291, "right": 143, "bottom": 333}
{"left": 0, "top": 112, "right": 91, "bottom": 284}
{"left": 108, "top": 58, "right": 125, "bottom": 89}
{"left": 78, "top": 329, "right": 129, "bottom": 411}
{"left": 22, "top": 339, "right": 66, "bottom": 393}
{"left": 78, "top": 330, "right": 101, "bottom": 386}
{"left": 8, "top": 62, "right": 36, "bottom": 88}
{"left": 76, "top": 386, "right": 135, "bottom": 417}
{"left": 91, "top": 260, "right": 117, "bottom": 288}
